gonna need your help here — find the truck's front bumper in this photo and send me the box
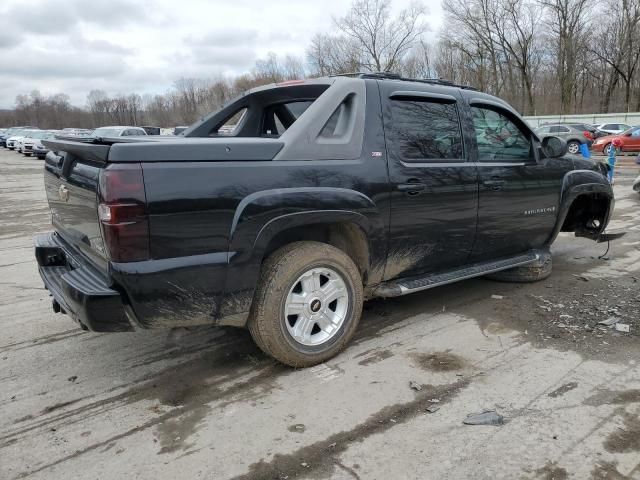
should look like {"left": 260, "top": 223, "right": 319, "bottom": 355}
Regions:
{"left": 34, "top": 232, "right": 135, "bottom": 332}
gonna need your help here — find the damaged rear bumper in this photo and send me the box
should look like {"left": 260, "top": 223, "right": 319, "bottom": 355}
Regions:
{"left": 34, "top": 232, "right": 136, "bottom": 332}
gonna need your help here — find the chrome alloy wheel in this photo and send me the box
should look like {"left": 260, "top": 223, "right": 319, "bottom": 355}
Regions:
{"left": 568, "top": 142, "right": 580, "bottom": 154}
{"left": 284, "top": 267, "right": 349, "bottom": 346}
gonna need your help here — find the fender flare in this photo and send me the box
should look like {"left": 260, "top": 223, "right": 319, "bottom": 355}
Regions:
{"left": 228, "top": 187, "right": 382, "bottom": 259}
{"left": 217, "top": 188, "right": 386, "bottom": 320}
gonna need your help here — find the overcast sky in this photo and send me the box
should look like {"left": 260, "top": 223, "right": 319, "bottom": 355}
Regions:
{"left": 0, "top": 0, "right": 444, "bottom": 108}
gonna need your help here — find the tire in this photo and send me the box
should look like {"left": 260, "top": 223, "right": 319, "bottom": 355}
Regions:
{"left": 24, "top": 153, "right": 31, "bottom": 157}
{"left": 248, "top": 241, "right": 363, "bottom": 367}
{"left": 603, "top": 143, "right": 612, "bottom": 155}
{"left": 567, "top": 141, "right": 580, "bottom": 155}
{"left": 486, "top": 250, "right": 552, "bottom": 283}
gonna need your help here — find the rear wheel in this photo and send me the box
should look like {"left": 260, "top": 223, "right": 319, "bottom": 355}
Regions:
{"left": 248, "top": 241, "right": 363, "bottom": 367}
{"left": 603, "top": 143, "right": 612, "bottom": 155}
{"left": 486, "top": 250, "right": 552, "bottom": 283}
{"left": 567, "top": 141, "right": 580, "bottom": 155}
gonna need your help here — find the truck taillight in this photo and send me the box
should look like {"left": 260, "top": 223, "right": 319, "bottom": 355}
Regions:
{"left": 98, "top": 163, "right": 149, "bottom": 262}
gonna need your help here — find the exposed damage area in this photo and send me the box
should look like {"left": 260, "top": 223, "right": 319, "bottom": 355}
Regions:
{"left": 562, "top": 193, "right": 613, "bottom": 240}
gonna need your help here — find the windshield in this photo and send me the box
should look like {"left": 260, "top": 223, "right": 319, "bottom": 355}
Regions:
{"left": 92, "top": 127, "right": 123, "bottom": 138}
{"left": 27, "top": 131, "right": 47, "bottom": 139}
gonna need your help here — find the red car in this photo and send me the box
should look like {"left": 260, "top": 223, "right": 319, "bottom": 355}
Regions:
{"left": 591, "top": 126, "right": 640, "bottom": 154}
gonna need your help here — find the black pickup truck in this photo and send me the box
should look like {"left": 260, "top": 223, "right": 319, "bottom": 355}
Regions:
{"left": 36, "top": 73, "right": 616, "bottom": 367}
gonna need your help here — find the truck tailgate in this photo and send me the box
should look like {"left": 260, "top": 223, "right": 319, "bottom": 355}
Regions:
{"left": 42, "top": 140, "right": 110, "bottom": 272}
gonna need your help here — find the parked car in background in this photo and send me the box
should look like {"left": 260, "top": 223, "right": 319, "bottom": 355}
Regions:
{"left": 2, "top": 127, "right": 37, "bottom": 148}
{"left": 595, "top": 123, "right": 631, "bottom": 135}
{"left": 0, "top": 128, "right": 16, "bottom": 147}
{"left": 142, "top": 126, "right": 161, "bottom": 135}
{"left": 91, "top": 126, "right": 148, "bottom": 138}
{"left": 55, "top": 128, "right": 94, "bottom": 142}
{"left": 534, "top": 124, "right": 593, "bottom": 154}
{"left": 7, "top": 129, "right": 40, "bottom": 151}
{"left": 61, "top": 128, "right": 93, "bottom": 137}
{"left": 591, "top": 126, "right": 640, "bottom": 154}
{"left": 16, "top": 130, "right": 43, "bottom": 153}
{"left": 22, "top": 130, "right": 59, "bottom": 158}
{"left": 563, "top": 122, "right": 608, "bottom": 138}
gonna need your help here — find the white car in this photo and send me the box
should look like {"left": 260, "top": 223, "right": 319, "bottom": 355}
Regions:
{"left": 21, "top": 130, "right": 58, "bottom": 157}
{"left": 595, "top": 123, "right": 632, "bottom": 135}
{"left": 11, "top": 129, "right": 40, "bottom": 152}
{"left": 5, "top": 129, "right": 27, "bottom": 149}
{"left": 91, "top": 126, "right": 147, "bottom": 138}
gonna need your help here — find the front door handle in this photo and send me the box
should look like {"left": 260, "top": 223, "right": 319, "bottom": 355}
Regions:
{"left": 483, "top": 179, "right": 506, "bottom": 191}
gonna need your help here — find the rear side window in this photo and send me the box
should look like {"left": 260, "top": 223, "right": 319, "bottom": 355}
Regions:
{"left": 388, "top": 99, "right": 463, "bottom": 161}
{"left": 471, "top": 106, "right": 532, "bottom": 161}
{"left": 549, "top": 126, "right": 570, "bottom": 133}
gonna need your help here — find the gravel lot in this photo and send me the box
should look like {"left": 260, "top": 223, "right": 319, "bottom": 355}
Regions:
{"left": 1, "top": 149, "right": 639, "bottom": 480}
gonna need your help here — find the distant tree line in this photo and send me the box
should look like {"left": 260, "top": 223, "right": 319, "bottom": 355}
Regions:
{"left": 2, "top": 0, "right": 640, "bottom": 129}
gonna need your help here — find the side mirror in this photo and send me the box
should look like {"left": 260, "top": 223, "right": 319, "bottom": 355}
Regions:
{"left": 541, "top": 136, "right": 568, "bottom": 158}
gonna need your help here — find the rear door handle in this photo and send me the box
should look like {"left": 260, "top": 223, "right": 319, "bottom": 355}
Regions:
{"left": 483, "top": 179, "right": 506, "bottom": 191}
{"left": 397, "top": 183, "right": 426, "bottom": 193}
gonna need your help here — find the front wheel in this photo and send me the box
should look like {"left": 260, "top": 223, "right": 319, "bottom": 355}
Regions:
{"left": 248, "top": 241, "right": 363, "bottom": 367}
{"left": 603, "top": 143, "right": 612, "bottom": 155}
{"left": 567, "top": 141, "right": 581, "bottom": 155}
{"left": 486, "top": 250, "right": 552, "bottom": 283}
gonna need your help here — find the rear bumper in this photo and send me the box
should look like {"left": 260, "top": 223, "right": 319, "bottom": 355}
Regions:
{"left": 34, "top": 232, "right": 135, "bottom": 332}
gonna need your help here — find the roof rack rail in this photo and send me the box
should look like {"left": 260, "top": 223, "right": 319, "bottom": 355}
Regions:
{"left": 331, "top": 71, "right": 477, "bottom": 90}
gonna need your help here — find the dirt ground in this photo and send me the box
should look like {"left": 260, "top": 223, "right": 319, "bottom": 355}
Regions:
{"left": 1, "top": 149, "right": 639, "bottom": 480}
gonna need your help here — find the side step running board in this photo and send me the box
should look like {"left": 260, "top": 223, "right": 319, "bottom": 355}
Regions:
{"left": 374, "top": 251, "right": 540, "bottom": 298}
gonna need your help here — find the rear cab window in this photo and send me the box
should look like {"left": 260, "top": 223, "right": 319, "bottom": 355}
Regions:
{"left": 386, "top": 94, "right": 464, "bottom": 162}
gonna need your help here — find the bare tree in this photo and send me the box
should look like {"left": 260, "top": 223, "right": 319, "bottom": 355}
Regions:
{"left": 307, "top": 33, "right": 362, "bottom": 75}
{"left": 493, "top": 0, "right": 542, "bottom": 114}
{"left": 539, "top": 0, "right": 593, "bottom": 113}
{"left": 254, "top": 52, "right": 285, "bottom": 83}
{"left": 401, "top": 40, "right": 436, "bottom": 78}
{"left": 589, "top": 0, "right": 640, "bottom": 112}
{"left": 334, "top": 0, "right": 428, "bottom": 72}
